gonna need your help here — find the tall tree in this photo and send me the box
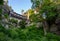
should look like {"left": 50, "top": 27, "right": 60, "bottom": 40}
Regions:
{"left": 0, "top": 0, "right": 3, "bottom": 5}
{"left": 0, "top": 0, "right": 3, "bottom": 20}
{"left": 31, "top": 0, "right": 58, "bottom": 35}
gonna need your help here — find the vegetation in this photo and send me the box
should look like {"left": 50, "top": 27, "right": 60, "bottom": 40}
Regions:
{"left": 0, "top": 0, "right": 3, "bottom": 5}
{"left": 31, "top": 0, "right": 60, "bottom": 35}
{"left": 0, "top": 24, "right": 60, "bottom": 41}
{"left": 9, "top": 19, "right": 18, "bottom": 24}
{"left": 19, "top": 20, "right": 26, "bottom": 28}
{"left": 0, "top": 0, "right": 60, "bottom": 41}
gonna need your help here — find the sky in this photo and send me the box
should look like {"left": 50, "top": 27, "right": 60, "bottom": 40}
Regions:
{"left": 8, "top": 0, "right": 32, "bottom": 14}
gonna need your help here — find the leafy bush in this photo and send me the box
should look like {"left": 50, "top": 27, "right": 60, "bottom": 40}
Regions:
{"left": 9, "top": 19, "right": 18, "bottom": 24}
{"left": 0, "top": 0, "right": 3, "bottom": 5}
{"left": 0, "top": 32, "right": 6, "bottom": 41}
{"left": 0, "top": 24, "right": 60, "bottom": 41}
{"left": 19, "top": 20, "right": 26, "bottom": 29}
{"left": 4, "top": 14, "right": 9, "bottom": 18}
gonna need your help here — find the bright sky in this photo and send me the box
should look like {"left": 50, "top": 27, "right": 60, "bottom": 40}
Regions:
{"left": 8, "top": 0, "right": 32, "bottom": 14}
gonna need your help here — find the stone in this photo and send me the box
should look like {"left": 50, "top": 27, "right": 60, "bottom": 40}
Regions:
{"left": 50, "top": 24, "right": 58, "bottom": 32}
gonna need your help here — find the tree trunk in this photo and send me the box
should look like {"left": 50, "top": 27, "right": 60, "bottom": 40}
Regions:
{"left": 43, "top": 21, "right": 48, "bottom": 36}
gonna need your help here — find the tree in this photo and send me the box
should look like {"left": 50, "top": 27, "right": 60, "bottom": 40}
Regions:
{"left": 27, "top": 9, "right": 34, "bottom": 16}
{"left": 0, "top": 0, "right": 3, "bottom": 20}
{"left": 0, "top": 0, "right": 3, "bottom": 5}
{"left": 21, "top": 9, "right": 24, "bottom": 14}
{"left": 31, "top": 0, "right": 58, "bottom": 35}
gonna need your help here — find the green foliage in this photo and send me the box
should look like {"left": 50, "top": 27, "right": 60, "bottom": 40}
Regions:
{"left": 19, "top": 20, "right": 26, "bottom": 29}
{"left": 31, "top": 0, "right": 59, "bottom": 33}
{"left": 46, "top": 33, "right": 60, "bottom": 41}
{"left": 4, "top": 14, "right": 9, "bottom": 18}
{"left": 0, "top": 32, "right": 6, "bottom": 41}
{"left": 31, "top": 0, "right": 41, "bottom": 9}
{"left": 0, "top": 0, "right": 60, "bottom": 41}
{"left": 0, "top": 9, "right": 2, "bottom": 13}
{"left": 27, "top": 9, "right": 34, "bottom": 16}
{"left": 0, "top": 24, "right": 5, "bottom": 32}
{"left": 30, "top": 14, "right": 41, "bottom": 22}
{"left": 9, "top": 19, "right": 18, "bottom": 24}
{"left": 0, "top": 0, "right": 3, "bottom": 20}
{"left": 0, "top": 9, "right": 2, "bottom": 20}
{"left": 0, "top": 0, "right": 3, "bottom": 5}
{"left": 8, "top": 28, "right": 19, "bottom": 38}
{"left": 31, "top": 0, "right": 58, "bottom": 21}
{"left": 0, "top": 24, "right": 60, "bottom": 41}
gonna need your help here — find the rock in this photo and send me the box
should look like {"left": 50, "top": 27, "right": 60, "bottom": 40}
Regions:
{"left": 36, "top": 22, "right": 43, "bottom": 28}
{"left": 50, "top": 24, "right": 58, "bottom": 32}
